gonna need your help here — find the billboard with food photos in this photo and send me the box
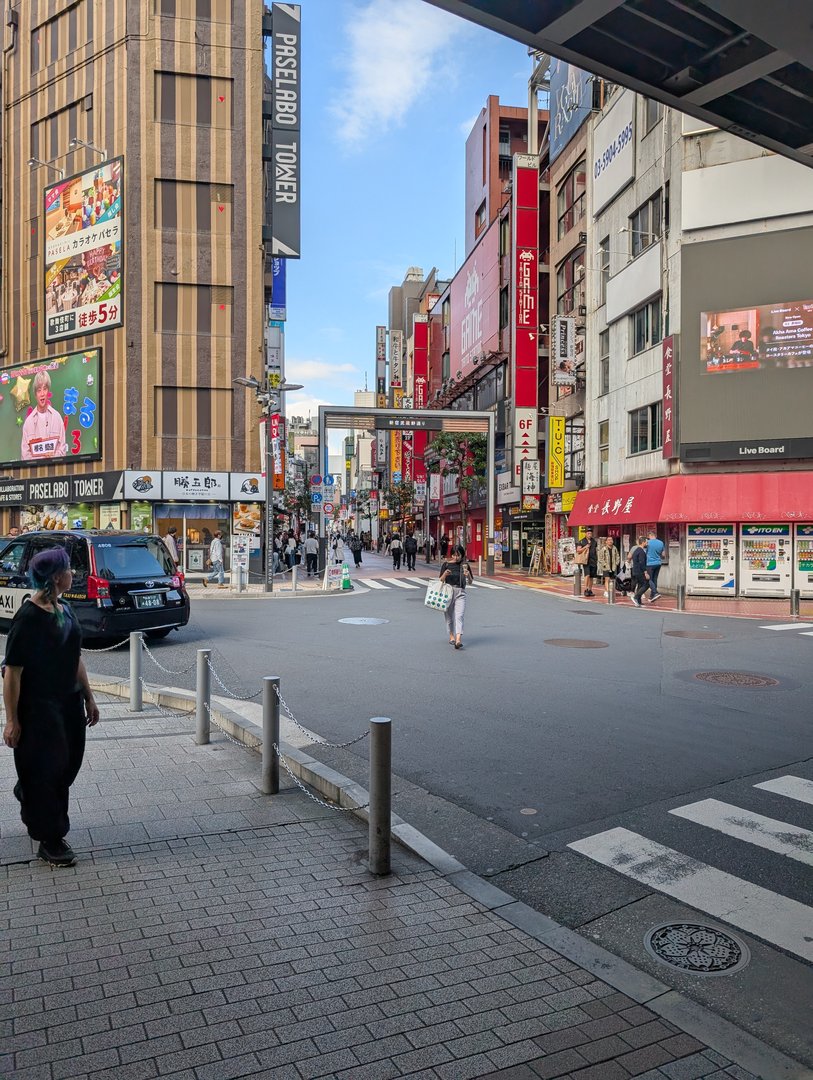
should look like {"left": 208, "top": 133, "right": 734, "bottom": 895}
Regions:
{"left": 44, "top": 158, "right": 123, "bottom": 343}
{"left": 0, "top": 348, "right": 101, "bottom": 467}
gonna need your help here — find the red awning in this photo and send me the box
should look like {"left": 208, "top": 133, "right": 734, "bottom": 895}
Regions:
{"left": 567, "top": 472, "right": 813, "bottom": 526}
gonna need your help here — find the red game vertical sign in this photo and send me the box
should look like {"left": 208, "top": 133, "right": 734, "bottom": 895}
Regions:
{"left": 662, "top": 335, "right": 676, "bottom": 459}
{"left": 412, "top": 314, "right": 429, "bottom": 485}
{"left": 511, "top": 154, "right": 539, "bottom": 476}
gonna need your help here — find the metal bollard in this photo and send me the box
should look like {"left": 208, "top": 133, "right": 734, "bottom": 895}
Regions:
{"left": 368, "top": 717, "right": 392, "bottom": 876}
{"left": 262, "top": 676, "right": 280, "bottom": 795}
{"left": 292, "top": 564, "right": 298, "bottom": 593}
{"left": 195, "top": 649, "right": 211, "bottom": 745}
{"left": 573, "top": 568, "right": 583, "bottom": 596}
{"left": 676, "top": 584, "right": 686, "bottom": 611}
{"left": 607, "top": 578, "right": 615, "bottom": 605}
{"left": 129, "top": 632, "right": 143, "bottom": 712}
{"left": 478, "top": 556, "right": 483, "bottom": 577}
{"left": 791, "top": 589, "right": 800, "bottom": 617}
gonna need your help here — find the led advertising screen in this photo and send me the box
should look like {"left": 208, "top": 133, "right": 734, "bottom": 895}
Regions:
{"left": 679, "top": 230, "right": 813, "bottom": 461}
{"left": 0, "top": 348, "right": 102, "bottom": 467}
{"left": 702, "top": 300, "right": 813, "bottom": 373}
{"left": 44, "top": 158, "right": 123, "bottom": 343}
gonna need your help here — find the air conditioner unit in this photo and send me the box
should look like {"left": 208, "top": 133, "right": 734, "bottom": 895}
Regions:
{"left": 578, "top": 305, "right": 587, "bottom": 317}
{"left": 579, "top": 232, "right": 588, "bottom": 244}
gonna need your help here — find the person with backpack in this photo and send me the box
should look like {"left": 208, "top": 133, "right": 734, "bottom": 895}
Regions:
{"left": 403, "top": 533, "right": 418, "bottom": 571}
{"left": 349, "top": 532, "right": 363, "bottom": 568}
{"left": 390, "top": 533, "right": 403, "bottom": 570}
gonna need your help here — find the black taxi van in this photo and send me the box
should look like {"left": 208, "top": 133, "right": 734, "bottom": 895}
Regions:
{"left": 0, "top": 530, "right": 191, "bottom": 640}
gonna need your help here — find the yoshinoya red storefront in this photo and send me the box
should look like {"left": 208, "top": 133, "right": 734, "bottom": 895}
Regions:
{"left": 567, "top": 472, "right": 813, "bottom": 598}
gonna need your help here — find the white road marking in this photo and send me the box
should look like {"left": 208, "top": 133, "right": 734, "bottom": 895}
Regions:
{"left": 362, "top": 579, "right": 390, "bottom": 590}
{"left": 568, "top": 827, "right": 813, "bottom": 962}
{"left": 754, "top": 776, "right": 813, "bottom": 806}
{"left": 669, "top": 798, "right": 813, "bottom": 866}
{"left": 381, "top": 578, "right": 420, "bottom": 590}
{"left": 799, "top": 632, "right": 813, "bottom": 637}
{"left": 760, "top": 622, "right": 813, "bottom": 630}
{"left": 469, "top": 580, "right": 504, "bottom": 589}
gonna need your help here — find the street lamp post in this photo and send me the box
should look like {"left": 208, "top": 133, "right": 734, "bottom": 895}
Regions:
{"left": 234, "top": 376, "right": 303, "bottom": 592}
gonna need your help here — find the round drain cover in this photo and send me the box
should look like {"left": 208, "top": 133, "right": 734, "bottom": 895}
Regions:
{"left": 695, "top": 671, "right": 779, "bottom": 688}
{"left": 645, "top": 923, "right": 750, "bottom": 976}
{"left": 338, "top": 617, "right": 389, "bottom": 626}
{"left": 544, "top": 638, "right": 609, "bottom": 649}
{"left": 664, "top": 631, "right": 724, "bottom": 639}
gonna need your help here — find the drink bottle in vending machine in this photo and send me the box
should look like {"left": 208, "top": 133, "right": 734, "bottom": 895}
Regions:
{"left": 685, "top": 525, "right": 736, "bottom": 595}
{"left": 739, "top": 524, "right": 792, "bottom": 597}
{"left": 794, "top": 524, "right": 813, "bottom": 598}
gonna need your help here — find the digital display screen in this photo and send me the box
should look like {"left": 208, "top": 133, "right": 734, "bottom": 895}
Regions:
{"left": 0, "top": 348, "right": 102, "bottom": 467}
{"left": 702, "top": 300, "right": 813, "bottom": 373}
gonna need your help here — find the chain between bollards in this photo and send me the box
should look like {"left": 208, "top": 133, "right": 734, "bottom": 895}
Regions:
{"left": 196, "top": 648, "right": 211, "bottom": 745}
{"left": 263, "top": 677, "right": 280, "bottom": 794}
{"left": 129, "top": 632, "right": 143, "bottom": 712}
{"left": 368, "top": 717, "right": 392, "bottom": 876}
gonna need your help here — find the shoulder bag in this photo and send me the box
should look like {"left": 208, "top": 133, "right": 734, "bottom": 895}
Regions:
{"left": 425, "top": 580, "right": 453, "bottom": 611}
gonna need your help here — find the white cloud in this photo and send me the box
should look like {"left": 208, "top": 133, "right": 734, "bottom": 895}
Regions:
{"left": 459, "top": 114, "right": 478, "bottom": 138}
{"left": 282, "top": 391, "right": 331, "bottom": 423}
{"left": 285, "top": 358, "right": 358, "bottom": 382}
{"left": 331, "top": 0, "right": 466, "bottom": 147}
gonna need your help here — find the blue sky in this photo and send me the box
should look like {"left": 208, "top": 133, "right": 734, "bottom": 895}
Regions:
{"left": 280, "top": 0, "right": 532, "bottom": 424}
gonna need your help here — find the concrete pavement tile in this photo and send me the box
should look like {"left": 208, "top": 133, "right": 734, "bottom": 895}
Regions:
{"left": 453, "top": 1007, "right": 511, "bottom": 1036}
{"left": 191, "top": 1054, "right": 263, "bottom": 1080}
{"left": 404, "top": 1020, "right": 468, "bottom": 1049}
{"left": 660, "top": 1053, "right": 726, "bottom": 1079}
{"left": 334, "top": 1062, "right": 401, "bottom": 1080}
{"left": 353, "top": 1034, "right": 415, "bottom": 1064}
{"left": 577, "top": 1034, "right": 637, "bottom": 1063}
{"left": 524, "top": 1048, "right": 591, "bottom": 1077}
{"left": 436, "top": 1052, "right": 508, "bottom": 1079}
{"left": 620, "top": 1021, "right": 680, "bottom": 1049}
{"left": 51, "top": 1048, "right": 120, "bottom": 1078}
{"left": 658, "top": 1034, "right": 708, "bottom": 1059}
{"left": 568, "top": 1061, "right": 629, "bottom": 1080}
{"left": 390, "top": 1042, "right": 455, "bottom": 1073}
{"left": 616, "top": 1043, "right": 679, "bottom": 1075}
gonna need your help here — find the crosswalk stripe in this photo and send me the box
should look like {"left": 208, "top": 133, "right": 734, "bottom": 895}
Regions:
{"left": 754, "top": 775, "right": 813, "bottom": 806}
{"left": 669, "top": 799, "right": 813, "bottom": 866}
{"left": 362, "top": 579, "right": 390, "bottom": 589}
{"left": 568, "top": 827, "right": 813, "bottom": 962}
{"left": 470, "top": 579, "right": 503, "bottom": 589}
{"left": 760, "top": 622, "right": 813, "bottom": 630}
{"left": 380, "top": 578, "right": 420, "bottom": 590}
{"left": 799, "top": 632, "right": 813, "bottom": 637}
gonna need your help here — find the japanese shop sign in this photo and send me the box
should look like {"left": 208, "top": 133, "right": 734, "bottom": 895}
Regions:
{"left": 511, "top": 154, "right": 539, "bottom": 473}
{"left": 44, "top": 158, "right": 123, "bottom": 343}
{"left": 270, "top": 412, "right": 286, "bottom": 491}
{"left": 662, "top": 335, "right": 676, "bottom": 459}
{"left": 389, "top": 329, "right": 404, "bottom": 390}
{"left": 521, "top": 458, "right": 541, "bottom": 511}
{"left": 545, "top": 416, "right": 566, "bottom": 490}
{"left": 164, "top": 471, "right": 229, "bottom": 500}
{"left": 0, "top": 347, "right": 101, "bottom": 468}
{"left": 450, "top": 220, "right": 500, "bottom": 382}
{"left": 270, "top": 4, "right": 301, "bottom": 257}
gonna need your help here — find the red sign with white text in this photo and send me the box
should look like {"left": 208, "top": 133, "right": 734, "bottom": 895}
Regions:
{"left": 270, "top": 413, "right": 286, "bottom": 490}
{"left": 662, "top": 335, "right": 676, "bottom": 459}
{"left": 512, "top": 157, "right": 539, "bottom": 407}
{"left": 449, "top": 220, "right": 501, "bottom": 382}
{"left": 412, "top": 315, "right": 429, "bottom": 484}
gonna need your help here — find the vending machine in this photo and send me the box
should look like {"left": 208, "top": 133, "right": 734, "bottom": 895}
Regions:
{"left": 686, "top": 525, "right": 736, "bottom": 595}
{"left": 739, "top": 524, "right": 792, "bottom": 597}
{"left": 793, "top": 524, "right": 813, "bottom": 598}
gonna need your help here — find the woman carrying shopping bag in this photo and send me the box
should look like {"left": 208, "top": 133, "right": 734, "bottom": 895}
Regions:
{"left": 439, "top": 544, "right": 473, "bottom": 649}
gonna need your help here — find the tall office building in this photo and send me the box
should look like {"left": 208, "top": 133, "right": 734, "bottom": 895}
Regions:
{"left": 0, "top": 2, "right": 269, "bottom": 562}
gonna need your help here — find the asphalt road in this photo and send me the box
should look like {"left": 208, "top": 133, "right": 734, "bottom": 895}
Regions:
{"left": 83, "top": 554, "right": 813, "bottom": 1067}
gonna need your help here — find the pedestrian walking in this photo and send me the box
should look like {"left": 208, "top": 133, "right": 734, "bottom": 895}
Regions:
{"left": 404, "top": 533, "right": 418, "bottom": 571}
{"left": 644, "top": 528, "right": 665, "bottom": 602}
{"left": 439, "top": 544, "right": 473, "bottom": 649}
{"left": 332, "top": 534, "right": 345, "bottom": 565}
{"left": 2, "top": 547, "right": 100, "bottom": 867}
{"left": 390, "top": 534, "right": 403, "bottom": 570}
{"left": 597, "top": 536, "right": 619, "bottom": 597}
{"left": 349, "top": 533, "right": 363, "bottom": 567}
{"left": 203, "top": 530, "right": 226, "bottom": 588}
{"left": 629, "top": 536, "right": 650, "bottom": 607}
{"left": 163, "top": 526, "right": 179, "bottom": 564}
{"left": 428, "top": 534, "right": 437, "bottom": 562}
{"left": 303, "top": 531, "right": 319, "bottom": 577}
{"left": 439, "top": 533, "right": 449, "bottom": 559}
{"left": 285, "top": 534, "right": 299, "bottom": 570}
{"left": 575, "top": 527, "right": 598, "bottom": 596}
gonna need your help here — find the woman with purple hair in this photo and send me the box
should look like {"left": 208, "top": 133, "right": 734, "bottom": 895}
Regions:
{"left": 2, "top": 546, "right": 99, "bottom": 867}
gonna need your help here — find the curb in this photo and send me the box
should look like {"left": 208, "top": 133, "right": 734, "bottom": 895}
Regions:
{"left": 89, "top": 675, "right": 812, "bottom": 1080}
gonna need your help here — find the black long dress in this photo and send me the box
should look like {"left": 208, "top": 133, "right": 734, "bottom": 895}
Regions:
{"left": 6, "top": 600, "right": 85, "bottom": 843}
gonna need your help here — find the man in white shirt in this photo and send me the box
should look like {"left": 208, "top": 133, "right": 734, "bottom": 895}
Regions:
{"left": 303, "top": 531, "right": 319, "bottom": 577}
{"left": 163, "top": 527, "right": 179, "bottom": 563}
{"left": 203, "top": 530, "right": 226, "bottom": 588}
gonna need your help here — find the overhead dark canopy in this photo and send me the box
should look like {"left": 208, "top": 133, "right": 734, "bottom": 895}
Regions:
{"left": 423, "top": 0, "right": 813, "bottom": 168}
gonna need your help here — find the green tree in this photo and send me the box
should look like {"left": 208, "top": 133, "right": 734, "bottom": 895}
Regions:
{"left": 355, "top": 489, "right": 375, "bottom": 534}
{"left": 281, "top": 480, "right": 311, "bottom": 528}
{"left": 424, "top": 431, "right": 487, "bottom": 546}
{"left": 382, "top": 479, "right": 416, "bottom": 532}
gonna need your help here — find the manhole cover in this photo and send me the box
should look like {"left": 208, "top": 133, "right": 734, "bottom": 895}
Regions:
{"left": 664, "top": 631, "right": 724, "bottom": 639}
{"left": 338, "top": 617, "right": 389, "bottom": 626}
{"left": 544, "top": 639, "right": 609, "bottom": 649}
{"left": 695, "top": 671, "right": 779, "bottom": 688}
{"left": 645, "top": 923, "right": 750, "bottom": 976}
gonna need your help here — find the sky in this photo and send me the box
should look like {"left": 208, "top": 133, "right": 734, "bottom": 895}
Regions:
{"left": 278, "top": 0, "right": 532, "bottom": 429}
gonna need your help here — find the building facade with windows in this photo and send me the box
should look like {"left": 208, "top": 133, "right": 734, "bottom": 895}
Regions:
{"left": 569, "top": 92, "right": 813, "bottom": 600}
{"left": 0, "top": 1, "right": 270, "bottom": 573}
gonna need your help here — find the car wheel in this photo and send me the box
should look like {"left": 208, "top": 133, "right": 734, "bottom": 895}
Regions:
{"left": 145, "top": 628, "right": 172, "bottom": 640}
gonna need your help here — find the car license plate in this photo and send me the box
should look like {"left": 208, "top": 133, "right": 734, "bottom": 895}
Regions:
{"left": 135, "top": 593, "right": 164, "bottom": 610}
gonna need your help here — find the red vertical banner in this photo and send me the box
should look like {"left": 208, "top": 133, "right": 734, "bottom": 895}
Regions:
{"left": 511, "top": 154, "right": 540, "bottom": 475}
{"left": 270, "top": 413, "right": 286, "bottom": 490}
{"left": 412, "top": 313, "right": 429, "bottom": 485}
{"left": 662, "top": 336, "right": 676, "bottom": 459}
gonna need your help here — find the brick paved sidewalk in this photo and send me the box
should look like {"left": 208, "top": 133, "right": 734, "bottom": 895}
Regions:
{"left": 0, "top": 701, "right": 768, "bottom": 1079}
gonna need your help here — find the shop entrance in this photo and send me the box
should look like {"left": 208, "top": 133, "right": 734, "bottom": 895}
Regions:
{"left": 154, "top": 503, "right": 230, "bottom": 576}
{"left": 510, "top": 522, "right": 545, "bottom": 567}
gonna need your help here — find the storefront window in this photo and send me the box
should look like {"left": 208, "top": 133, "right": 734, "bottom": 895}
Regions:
{"left": 154, "top": 502, "right": 230, "bottom": 572}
